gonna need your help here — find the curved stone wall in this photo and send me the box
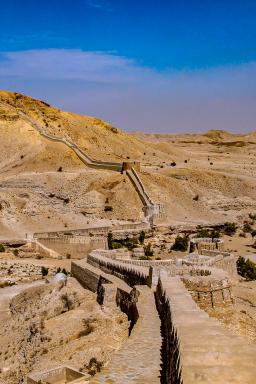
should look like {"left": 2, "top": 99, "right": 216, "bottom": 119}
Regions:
{"left": 87, "top": 252, "right": 152, "bottom": 287}
{"left": 190, "top": 237, "right": 225, "bottom": 254}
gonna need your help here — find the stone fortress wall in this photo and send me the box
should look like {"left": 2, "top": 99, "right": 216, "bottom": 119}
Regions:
{"left": 69, "top": 243, "right": 256, "bottom": 384}
{"left": 189, "top": 237, "right": 225, "bottom": 254}
{"left": 86, "top": 247, "right": 235, "bottom": 310}
{"left": 34, "top": 221, "right": 149, "bottom": 239}
{"left": 33, "top": 222, "right": 150, "bottom": 259}
{"left": 5, "top": 99, "right": 256, "bottom": 382}
{"left": 36, "top": 236, "right": 107, "bottom": 259}
{"left": 0, "top": 100, "right": 163, "bottom": 224}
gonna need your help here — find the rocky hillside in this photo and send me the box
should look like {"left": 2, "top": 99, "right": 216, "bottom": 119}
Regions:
{"left": 0, "top": 90, "right": 180, "bottom": 237}
{"left": 0, "top": 91, "right": 182, "bottom": 166}
{"left": 0, "top": 90, "right": 256, "bottom": 238}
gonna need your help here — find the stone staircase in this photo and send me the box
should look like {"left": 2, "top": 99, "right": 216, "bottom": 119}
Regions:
{"left": 126, "top": 168, "right": 158, "bottom": 223}
{"left": 90, "top": 285, "right": 161, "bottom": 384}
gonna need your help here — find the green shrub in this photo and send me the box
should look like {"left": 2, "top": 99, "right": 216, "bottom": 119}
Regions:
{"left": 249, "top": 213, "right": 256, "bottom": 221}
{"left": 109, "top": 241, "right": 122, "bottom": 249}
{"left": 139, "top": 230, "right": 145, "bottom": 244}
{"left": 0, "top": 244, "right": 5, "bottom": 252}
{"left": 108, "top": 232, "right": 138, "bottom": 250}
{"left": 41, "top": 266, "right": 49, "bottom": 277}
{"left": 144, "top": 243, "right": 154, "bottom": 257}
{"left": 196, "top": 229, "right": 220, "bottom": 239}
{"left": 107, "top": 232, "right": 113, "bottom": 249}
{"left": 171, "top": 235, "right": 189, "bottom": 251}
{"left": 104, "top": 205, "right": 113, "bottom": 212}
{"left": 223, "top": 222, "right": 237, "bottom": 236}
{"left": 243, "top": 223, "right": 253, "bottom": 233}
{"left": 237, "top": 256, "right": 256, "bottom": 280}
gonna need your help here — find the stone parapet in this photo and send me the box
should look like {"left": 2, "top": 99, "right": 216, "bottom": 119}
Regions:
{"left": 87, "top": 251, "right": 152, "bottom": 287}
{"left": 156, "top": 276, "right": 256, "bottom": 384}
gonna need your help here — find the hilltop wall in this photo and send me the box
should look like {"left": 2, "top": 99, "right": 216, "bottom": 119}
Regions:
{"left": 1, "top": 99, "right": 162, "bottom": 224}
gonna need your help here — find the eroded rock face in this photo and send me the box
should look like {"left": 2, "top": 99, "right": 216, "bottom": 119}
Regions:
{"left": 0, "top": 277, "right": 129, "bottom": 384}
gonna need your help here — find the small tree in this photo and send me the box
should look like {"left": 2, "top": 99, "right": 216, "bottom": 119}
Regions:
{"left": 237, "top": 256, "right": 256, "bottom": 280}
{"left": 243, "top": 223, "right": 253, "bottom": 233}
{"left": 61, "top": 293, "right": 72, "bottom": 311}
{"left": 223, "top": 222, "right": 237, "bottom": 236}
{"left": 139, "top": 230, "right": 146, "bottom": 244}
{"left": 107, "top": 232, "right": 113, "bottom": 249}
{"left": 41, "top": 266, "right": 49, "bottom": 277}
{"left": 0, "top": 244, "right": 5, "bottom": 252}
{"left": 171, "top": 235, "right": 189, "bottom": 252}
{"left": 144, "top": 243, "right": 154, "bottom": 257}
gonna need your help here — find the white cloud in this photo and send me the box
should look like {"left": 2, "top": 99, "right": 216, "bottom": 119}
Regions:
{"left": 86, "top": 0, "right": 112, "bottom": 12}
{"left": 0, "top": 49, "right": 255, "bottom": 132}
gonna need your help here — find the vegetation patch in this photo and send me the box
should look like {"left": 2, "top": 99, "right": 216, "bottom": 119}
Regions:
{"left": 0, "top": 244, "right": 5, "bottom": 252}
{"left": 171, "top": 235, "right": 189, "bottom": 251}
{"left": 223, "top": 222, "right": 237, "bottom": 236}
{"left": 237, "top": 256, "right": 256, "bottom": 280}
{"left": 195, "top": 229, "right": 220, "bottom": 239}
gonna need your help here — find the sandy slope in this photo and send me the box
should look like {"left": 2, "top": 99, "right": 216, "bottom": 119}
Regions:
{"left": 0, "top": 90, "right": 256, "bottom": 238}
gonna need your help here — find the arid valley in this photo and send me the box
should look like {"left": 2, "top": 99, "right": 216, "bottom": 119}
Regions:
{"left": 1, "top": 91, "right": 256, "bottom": 384}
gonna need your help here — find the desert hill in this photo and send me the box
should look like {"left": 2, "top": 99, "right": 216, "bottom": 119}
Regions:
{"left": 1, "top": 90, "right": 256, "bottom": 238}
{"left": 0, "top": 91, "right": 182, "bottom": 166}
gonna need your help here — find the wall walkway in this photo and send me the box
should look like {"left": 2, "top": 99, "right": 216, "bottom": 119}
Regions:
{"left": 156, "top": 275, "right": 256, "bottom": 384}
{"left": 91, "top": 285, "right": 161, "bottom": 384}
{"left": 1, "top": 100, "right": 158, "bottom": 223}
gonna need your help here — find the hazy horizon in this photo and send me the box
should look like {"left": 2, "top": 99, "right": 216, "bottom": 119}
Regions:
{"left": 0, "top": 1, "right": 255, "bottom": 133}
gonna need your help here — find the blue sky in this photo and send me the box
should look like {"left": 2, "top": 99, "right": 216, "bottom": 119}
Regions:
{"left": 0, "top": 0, "right": 256, "bottom": 132}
